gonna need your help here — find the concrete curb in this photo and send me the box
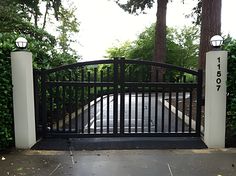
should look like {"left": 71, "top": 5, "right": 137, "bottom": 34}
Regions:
{"left": 160, "top": 99, "right": 204, "bottom": 133}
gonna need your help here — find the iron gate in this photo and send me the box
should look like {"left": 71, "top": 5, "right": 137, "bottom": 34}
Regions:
{"left": 34, "top": 58, "right": 203, "bottom": 138}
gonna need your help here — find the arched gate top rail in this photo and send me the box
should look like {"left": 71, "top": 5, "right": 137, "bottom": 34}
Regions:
{"left": 42, "top": 58, "right": 200, "bottom": 76}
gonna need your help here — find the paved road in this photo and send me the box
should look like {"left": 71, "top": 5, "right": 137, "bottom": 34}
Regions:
{"left": 79, "top": 93, "right": 190, "bottom": 134}
{"left": 1, "top": 149, "right": 235, "bottom": 176}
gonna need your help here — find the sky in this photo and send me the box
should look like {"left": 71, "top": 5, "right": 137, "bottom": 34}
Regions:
{"left": 69, "top": 0, "right": 236, "bottom": 61}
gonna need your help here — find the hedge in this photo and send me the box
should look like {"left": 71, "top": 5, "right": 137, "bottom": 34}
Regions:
{"left": 0, "top": 33, "right": 77, "bottom": 150}
{"left": 0, "top": 52, "right": 13, "bottom": 150}
{"left": 225, "top": 39, "right": 236, "bottom": 138}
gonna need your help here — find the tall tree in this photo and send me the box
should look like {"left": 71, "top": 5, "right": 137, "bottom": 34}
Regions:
{"left": 199, "top": 0, "right": 221, "bottom": 70}
{"left": 57, "top": 6, "right": 80, "bottom": 54}
{"left": 115, "top": 0, "right": 168, "bottom": 63}
{"left": 17, "top": 0, "right": 62, "bottom": 29}
{"left": 106, "top": 24, "right": 199, "bottom": 69}
{"left": 0, "top": 0, "right": 79, "bottom": 67}
{"left": 0, "top": 0, "right": 55, "bottom": 43}
{"left": 154, "top": 0, "right": 168, "bottom": 63}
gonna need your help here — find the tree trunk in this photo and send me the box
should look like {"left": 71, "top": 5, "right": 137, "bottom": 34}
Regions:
{"left": 154, "top": 0, "right": 168, "bottom": 63}
{"left": 42, "top": 1, "right": 50, "bottom": 30}
{"left": 199, "top": 0, "right": 221, "bottom": 70}
{"left": 34, "top": 13, "right": 38, "bottom": 28}
{"left": 152, "top": 0, "right": 168, "bottom": 81}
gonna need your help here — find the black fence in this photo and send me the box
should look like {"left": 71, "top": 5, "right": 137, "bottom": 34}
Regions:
{"left": 34, "top": 58, "right": 203, "bottom": 138}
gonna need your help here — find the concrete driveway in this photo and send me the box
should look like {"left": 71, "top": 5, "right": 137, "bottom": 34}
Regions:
{"left": 1, "top": 149, "right": 235, "bottom": 176}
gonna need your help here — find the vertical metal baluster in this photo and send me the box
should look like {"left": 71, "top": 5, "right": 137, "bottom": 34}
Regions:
{"left": 120, "top": 58, "right": 125, "bottom": 134}
{"left": 107, "top": 67, "right": 110, "bottom": 134}
{"left": 68, "top": 71, "right": 72, "bottom": 132}
{"left": 49, "top": 84, "right": 53, "bottom": 132}
{"left": 161, "top": 89, "right": 165, "bottom": 132}
{"left": 168, "top": 90, "right": 172, "bottom": 133}
{"left": 100, "top": 70, "right": 104, "bottom": 134}
{"left": 94, "top": 67, "right": 97, "bottom": 134}
{"left": 156, "top": 70, "right": 159, "bottom": 82}
{"left": 75, "top": 71, "right": 78, "bottom": 133}
{"left": 177, "top": 76, "right": 180, "bottom": 83}
{"left": 162, "top": 72, "right": 165, "bottom": 82}
{"left": 182, "top": 76, "right": 186, "bottom": 133}
{"left": 196, "top": 70, "right": 203, "bottom": 136}
{"left": 87, "top": 72, "right": 91, "bottom": 134}
{"left": 148, "top": 87, "right": 151, "bottom": 133}
{"left": 128, "top": 69, "right": 132, "bottom": 133}
{"left": 155, "top": 87, "right": 158, "bottom": 133}
{"left": 55, "top": 74, "right": 60, "bottom": 131}
{"left": 128, "top": 90, "right": 132, "bottom": 133}
{"left": 149, "top": 66, "right": 152, "bottom": 82}
{"left": 135, "top": 88, "right": 138, "bottom": 133}
{"left": 139, "top": 66, "right": 142, "bottom": 133}
{"left": 175, "top": 91, "right": 179, "bottom": 133}
{"left": 155, "top": 70, "right": 159, "bottom": 133}
{"left": 41, "top": 70, "right": 47, "bottom": 136}
{"left": 141, "top": 86, "right": 145, "bottom": 133}
{"left": 189, "top": 89, "right": 193, "bottom": 133}
{"left": 62, "top": 76, "right": 66, "bottom": 132}
{"left": 184, "top": 75, "right": 186, "bottom": 83}
{"left": 182, "top": 90, "right": 186, "bottom": 133}
{"left": 81, "top": 68, "right": 85, "bottom": 134}
{"left": 113, "top": 59, "right": 118, "bottom": 134}
{"left": 33, "top": 70, "right": 40, "bottom": 135}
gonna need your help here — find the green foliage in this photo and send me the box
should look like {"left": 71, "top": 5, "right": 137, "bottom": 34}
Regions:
{"left": 0, "top": 0, "right": 80, "bottom": 150}
{"left": 106, "top": 24, "right": 156, "bottom": 60}
{"left": 186, "top": 0, "right": 202, "bottom": 25}
{"left": 106, "top": 24, "right": 199, "bottom": 83}
{"left": 0, "top": 0, "right": 62, "bottom": 29}
{"left": 57, "top": 6, "right": 80, "bottom": 54}
{"left": 167, "top": 26, "right": 199, "bottom": 68}
{"left": 106, "top": 24, "right": 199, "bottom": 69}
{"left": 115, "top": 0, "right": 155, "bottom": 14}
{"left": 224, "top": 37, "right": 236, "bottom": 137}
{"left": 0, "top": 53, "right": 13, "bottom": 150}
{"left": 0, "top": 27, "right": 78, "bottom": 151}
{"left": 16, "top": 0, "right": 62, "bottom": 27}
{"left": 116, "top": 0, "right": 203, "bottom": 25}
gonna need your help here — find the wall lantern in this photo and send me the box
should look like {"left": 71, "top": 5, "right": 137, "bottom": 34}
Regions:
{"left": 210, "top": 35, "right": 224, "bottom": 48}
{"left": 15, "top": 37, "right": 28, "bottom": 50}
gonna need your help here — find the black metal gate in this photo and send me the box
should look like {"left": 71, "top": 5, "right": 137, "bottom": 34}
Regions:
{"left": 34, "top": 58, "right": 202, "bottom": 138}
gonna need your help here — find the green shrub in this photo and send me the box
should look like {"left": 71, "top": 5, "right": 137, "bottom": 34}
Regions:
{"left": 0, "top": 31, "right": 78, "bottom": 150}
{"left": 224, "top": 39, "right": 236, "bottom": 138}
{"left": 0, "top": 53, "right": 13, "bottom": 150}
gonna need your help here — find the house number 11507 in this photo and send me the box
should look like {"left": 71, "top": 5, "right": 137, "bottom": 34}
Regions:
{"left": 216, "top": 57, "right": 221, "bottom": 91}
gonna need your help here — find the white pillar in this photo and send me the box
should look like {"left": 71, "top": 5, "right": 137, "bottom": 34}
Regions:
{"left": 204, "top": 50, "right": 228, "bottom": 148}
{"left": 11, "top": 51, "right": 36, "bottom": 149}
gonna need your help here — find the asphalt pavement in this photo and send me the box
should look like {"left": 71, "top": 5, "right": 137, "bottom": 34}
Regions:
{"left": 81, "top": 93, "right": 190, "bottom": 134}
